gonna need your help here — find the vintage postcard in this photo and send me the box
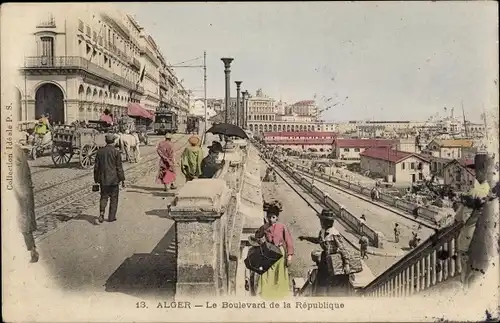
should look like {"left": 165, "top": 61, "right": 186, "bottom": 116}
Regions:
{"left": 1, "top": 1, "right": 499, "bottom": 322}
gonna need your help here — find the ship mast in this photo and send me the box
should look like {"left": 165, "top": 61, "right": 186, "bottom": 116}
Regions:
{"left": 461, "top": 101, "right": 469, "bottom": 137}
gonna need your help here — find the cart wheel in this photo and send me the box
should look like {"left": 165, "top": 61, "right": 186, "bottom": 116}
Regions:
{"left": 30, "top": 147, "right": 38, "bottom": 160}
{"left": 80, "top": 144, "right": 97, "bottom": 169}
{"left": 51, "top": 146, "right": 73, "bottom": 167}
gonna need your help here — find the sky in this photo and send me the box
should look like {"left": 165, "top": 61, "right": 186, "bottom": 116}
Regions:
{"left": 122, "top": 1, "right": 498, "bottom": 122}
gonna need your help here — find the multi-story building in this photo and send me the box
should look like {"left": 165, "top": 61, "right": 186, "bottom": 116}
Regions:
{"left": 425, "top": 139, "right": 474, "bottom": 159}
{"left": 263, "top": 131, "right": 336, "bottom": 151}
{"left": 443, "top": 159, "right": 475, "bottom": 192}
{"left": 247, "top": 89, "right": 276, "bottom": 122}
{"left": 15, "top": 6, "right": 189, "bottom": 125}
{"left": 360, "top": 147, "right": 431, "bottom": 183}
{"left": 286, "top": 100, "right": 317, "bottom": 117}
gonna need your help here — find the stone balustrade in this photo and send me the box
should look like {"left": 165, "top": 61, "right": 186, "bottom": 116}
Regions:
{"left": 169, "top": 139, "right": 263, "bottom": 297}
{"left": 361, "top": 210, "right": 465, "bottom": 297}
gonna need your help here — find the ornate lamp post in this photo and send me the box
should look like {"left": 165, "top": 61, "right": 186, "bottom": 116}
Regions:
{"left": 235, "top": 81, "right": 242, "bottom": 126}
{"left": 221, "top": 58, "right": 234, "bottom": 124}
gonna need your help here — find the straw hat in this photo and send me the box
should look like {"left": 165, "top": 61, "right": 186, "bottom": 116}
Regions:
{"left": 188, "top": 135, "right": 200, "bottom": 146}
{"left": 165, "top": 133, "right": 173, "bottom": 140}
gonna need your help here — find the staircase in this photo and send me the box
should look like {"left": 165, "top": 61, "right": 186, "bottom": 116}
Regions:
{"left": 360, "top": 208, "right": 465, "bottom": 297}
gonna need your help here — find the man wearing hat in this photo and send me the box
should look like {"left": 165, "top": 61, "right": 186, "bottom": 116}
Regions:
{"left": 180, "top": 135, "right": 204, "bottom": 181}
{"left": 200, "top": 141, "right": 225, "bottom": 179}
{"left": 299, "top": 209, "right": 351, "bottom": 296}
{"left": 94, "top": 133, "right": 125, "bottom": 223}
{"left": 156, "top": 133, "right": 177, "bottom": 191}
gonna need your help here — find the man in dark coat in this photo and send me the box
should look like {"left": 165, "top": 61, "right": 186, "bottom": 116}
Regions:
{"left": 13, "top": 144, "right": 39, "bottom": 263}
{"left": 94, "top": 133, "right": 125, "bottom": 223}
{"left": 201, "top": 141, "right": 224, "bottom": 178}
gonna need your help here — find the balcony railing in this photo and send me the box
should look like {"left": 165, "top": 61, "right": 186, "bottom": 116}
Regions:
{"left": 361, "top": 210, "right": 465, "bottom": 297}
{"left": 23, "top": 56, "right": 144, "bottom": 93}
{"left": 37, "top": 16, "right": 56, "bottom": 28}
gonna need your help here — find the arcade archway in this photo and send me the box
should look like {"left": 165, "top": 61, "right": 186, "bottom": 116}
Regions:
{"left": 35, "top": 83, "right": 64, "bottom": 123}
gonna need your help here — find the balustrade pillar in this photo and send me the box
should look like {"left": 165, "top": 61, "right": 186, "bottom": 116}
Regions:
{"left": 169, "top": 179, "right": 231, "bottom": 297}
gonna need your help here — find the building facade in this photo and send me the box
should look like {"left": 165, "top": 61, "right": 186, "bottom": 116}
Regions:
{"left": 426, "top": 139, "right": 474, "bottom": 159}
{"left": 16, "top": 6, "right": 189, "bottom": 124}
{"left": 287, "top": 100, "right": 317, "bottom": 117}
{"left": 262, "top": 131, "right": 335, "bottom": 151}
{"left": 443, "top": 159, "right": 475, "bottom": 192}
{"left": 360, "top": 147, "right": 431, "bottom": 183}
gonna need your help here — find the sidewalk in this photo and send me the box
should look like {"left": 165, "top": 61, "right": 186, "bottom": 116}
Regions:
{"left": 34, "top": 138, "right": 191, "bottom": 299}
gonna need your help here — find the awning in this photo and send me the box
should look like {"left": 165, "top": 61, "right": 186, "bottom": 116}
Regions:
{"left": 100, "top": 114, "right": 113, "bottom": 125}
{"left": 127, "top": 103, "right": 154, "bottom": 120}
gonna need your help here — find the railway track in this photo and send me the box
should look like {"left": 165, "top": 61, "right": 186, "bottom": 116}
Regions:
{"left": 34, "top": 136, "right": 189, "bottom": 220}
{"left": 292, "top": 167, "right": 438, "bottom": 230}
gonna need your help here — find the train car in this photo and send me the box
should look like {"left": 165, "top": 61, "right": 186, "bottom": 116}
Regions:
{"left": 186, "top": 115, "right": 201, "bottom": 134}
{"left": 154, "top": 107, "right": 178, "bottom": 135}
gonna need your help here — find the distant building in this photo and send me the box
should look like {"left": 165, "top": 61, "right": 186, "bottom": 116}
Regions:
{"left": 360, "top": 147, "right": 431, "bottom": 183}
{"left": 263, "top": 131, "right": 336, "bottom": 151}
{"left": 396, "top": 137, "right": 419, "bottom": 153}
{"left": 426, "top": 139, "right": 474, "bottom": 159}
{"left": 287, "top": 100, "right": 317, "bottom": 117}
{"left": 443, "top": 159, "right": 475, "bottom": 192}
{"left": 332, "top": 138, "right": 398, "bottom": 160}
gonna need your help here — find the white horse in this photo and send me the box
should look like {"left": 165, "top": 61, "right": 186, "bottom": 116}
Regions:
{"left": 118, "top": 130, "right": 140, "bottom": 163}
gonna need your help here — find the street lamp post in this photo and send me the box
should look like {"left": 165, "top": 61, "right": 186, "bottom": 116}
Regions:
{"left": 221, "top": 58, "right": 234, "bottom": 124}
{"left": 242, "top": 90, "right": 249, "bottom": 129}
{"left": 235, "top": 81, "right": 242, "bottom": 127}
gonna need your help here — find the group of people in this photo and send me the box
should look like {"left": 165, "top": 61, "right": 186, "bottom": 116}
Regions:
{"left": 249, "top": 197, "right": 357, "bottom": 298}
{"left": 92, "top": 133, "right": 227, "bottom": 223}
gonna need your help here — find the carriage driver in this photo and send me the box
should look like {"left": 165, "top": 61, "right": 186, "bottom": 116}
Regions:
{"left": 34, "top": 114, "right": 52, "bottom": 140}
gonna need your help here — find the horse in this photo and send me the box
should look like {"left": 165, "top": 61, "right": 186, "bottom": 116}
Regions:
{"left": 117, "top": 130, "right": 140, "bottom": 163}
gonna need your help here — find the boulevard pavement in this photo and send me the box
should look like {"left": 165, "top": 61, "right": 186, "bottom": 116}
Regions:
{"left": 31, "top": 135, "right": 192, "bottom": 299}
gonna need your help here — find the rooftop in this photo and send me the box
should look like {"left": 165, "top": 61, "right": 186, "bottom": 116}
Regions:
{"left": 444, "top": 158, "right": 475, "bottom": 175}
{"left": 263, "top": 131, "right": 336, "bottom": 138}
{"left": 333, "top": 138, "right": 398, "bottom": 148}
{"left": 360, "top": 147, "right": 429, "bottom": 163}
{"left": 431, "top": 139, "right": 474, "bottom": 148}
{"left": 291, "top": 100, "right": 315, "bottom": 106}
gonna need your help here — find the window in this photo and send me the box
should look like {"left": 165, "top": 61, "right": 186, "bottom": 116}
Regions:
{"left": 354, "top": 148, "right": 360, "bottom": 152}
{"left": 401, "top": 162, "right": 405, "bottom": 170}
{"left": 410, "top": 162, "right": 415, "bottom": 170}
{"left": 39, "top": 37, "right": 54, "bottom": 58}
{"left": 344, "top": 148, "right": 350, "bottom": 152}
{"left": 419, "top": 173, "right": 423, "bottom": 180}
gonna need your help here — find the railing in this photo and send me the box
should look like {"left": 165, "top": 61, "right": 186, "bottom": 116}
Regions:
{"left": 36, "top": 16, "right": 56, "bottom": 28}
{"left": 361, "top": 214, "right": 464, "bottom": 297}
{"left": 23, "top": 56, "right": 144, "bottom": 93}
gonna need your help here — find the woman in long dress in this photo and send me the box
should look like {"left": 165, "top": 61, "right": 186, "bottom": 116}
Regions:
{"left": 156, "top": 133, "right": 177, "bottom": 191}
{"left": 254, "top": 201, "right": 294, "bottom": 299}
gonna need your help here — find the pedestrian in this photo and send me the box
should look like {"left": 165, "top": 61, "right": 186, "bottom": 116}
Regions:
{"left": 299, "top": 209, "right": 352, "bottom": 296}
{"left": 200, "top": 141, "right": 224, "bottom": 179}
{"left": 254, "top": 201, "right": 294, "bottom": 299}
{"left": 156, "top": 133, "right": 177, "bottom": 191}
{"left": 394, "top": 223, "right": 401, "bottom": 243}
{"left": 359, "top": 214, "right": 367, "bottom": 234}
{"left": 359, "top": 235, "right": 369, "bottom": 259}
{"left": 13, "top": 144, "right": 39, "bottom": 263}
{"left": 94, "top": 133, "right": 125, "bottom": 223}
{"left": 181, "top": 135, "right": 204, "bottom": 181}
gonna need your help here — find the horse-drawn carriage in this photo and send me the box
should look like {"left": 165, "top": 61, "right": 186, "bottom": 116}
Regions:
{"left": 50, "top": 120, "right": 113, "bottom": 169}
{"left": 17, "top": 120, "right": 53, "bottom": 160}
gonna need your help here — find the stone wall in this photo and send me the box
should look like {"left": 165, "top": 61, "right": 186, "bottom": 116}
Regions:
{"left": 169, "top": 138, "right": 264, "bottom": 297}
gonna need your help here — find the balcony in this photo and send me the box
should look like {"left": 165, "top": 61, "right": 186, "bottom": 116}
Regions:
{"left": 37, "top": 15, "right": 56, "bottom": 28}
{"left": 22, "top": 56, "right": 144, "bottom": 94}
